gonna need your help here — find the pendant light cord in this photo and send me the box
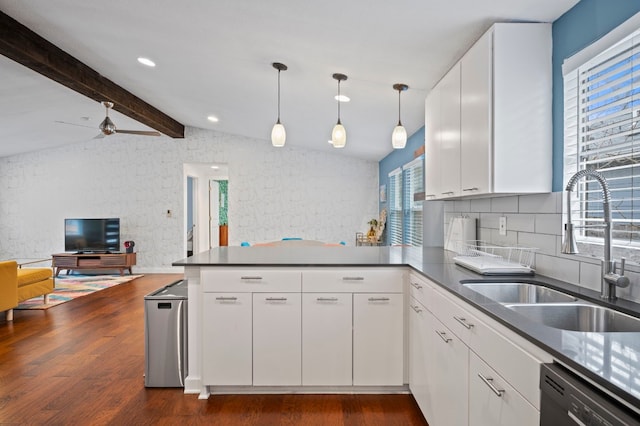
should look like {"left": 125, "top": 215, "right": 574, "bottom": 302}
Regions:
{"left": 337, "top": 80, "right": 341, "bottom": 125}
{"left": 397, "top": 89, "right": 402, "bottom": 126}
{"left": 277, "top": 69, "right": 281, "bottom": 124}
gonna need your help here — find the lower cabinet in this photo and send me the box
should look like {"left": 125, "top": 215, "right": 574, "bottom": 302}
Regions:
{"left": 253, "top": 293, "right": 301, "bottom": 386}
{"left": 302, "top": 293, "right": 352, "bottom": 386}
{"left": 409, "top": 297, "right": 434, "bottom": 421}
{"left": 202, "top": 292, "right": 252, "bottom": 386}
{"left": 353, "top": 293, "right": 404, "bottom": 386}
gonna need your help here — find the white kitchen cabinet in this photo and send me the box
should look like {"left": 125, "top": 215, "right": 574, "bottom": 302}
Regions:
{"left": 469, "top": 352, "right": 539, "bottom": 426}
{"left": 429, "top": 315, "right": 469, "bottom": 426}
{"left": 353, "top": 293, "right": 404, "bottom": 386}
{"left": 439, "top": 62, "right": 462, "bottom": 198}
{"left": 425, "top": 22, "right": 551, "bottom": 199}
{"left": 302, "top": 293, "right": 352, "bottom": 386}
{"left": 253, "top": 292, "right": 301, "bottom": 386}
{"left": 409, "top": 297, "right": 434, "bottom": 422}
{"left": 202, "top": 292, "right": 252, "bottom": 386}
{"left": 425, "top": 81, "right": 442, "bottom": 199}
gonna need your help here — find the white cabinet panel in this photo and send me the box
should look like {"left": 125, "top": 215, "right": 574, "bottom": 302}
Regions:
{"left": 302, "top": 293, "right": 353, "bottom": 386}
{"left": 202, "top": 292, "right": 252, "bottom": 386}
{"left": 253, "top": 293, "right": 301, "bottom": 386}
{"left": 469, "top": 352, "right": 539, "bottom": 426}
{"left": 439, "top": 62, "right": 462, "bottom": 198}
{"left": 202, "top": 268, "right": 301, "bottom": 292}
{"left": 302, "top": 268, "right": 404, "bottom": 293}
{"left": 425, "top": 83, "right": 442, "bottom": 199}
{"left": 353, "top": 293, "right": 404, "bottom": 386}
{"left": 409, "top": 297, "right": 434, "bottom": 422}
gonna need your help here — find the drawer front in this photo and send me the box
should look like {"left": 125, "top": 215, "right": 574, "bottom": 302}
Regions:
{"left": 303, "top": 268, "right": 404, "bottom": 293}
{"left": 431, "top": 287, "right": 477, "bottom": 343}
{"left": 53, "top": 256, "right": 78, "bottom": 268}
{"left": 201, "top": 268, "right": 301, "bottom": 292}
{"left": 408, "top": 273, "right": 432, "bottom": 311}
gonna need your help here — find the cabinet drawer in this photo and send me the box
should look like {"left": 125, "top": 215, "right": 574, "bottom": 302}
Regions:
{"left": 303, "top": 268, "right": 404, "bottom": 293}
{"left": 408, "top": 273, "right": 432, "bottom": 311}
{"left": 201, "top": 268, "right": 301, "bottom": 292}
{"left": 431, "top": 287, "right": 478, "bottom": 342}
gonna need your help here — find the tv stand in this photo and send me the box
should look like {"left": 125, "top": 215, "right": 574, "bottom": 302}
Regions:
{"left": 52, "top": 253, "right": 136, "bottom": 277}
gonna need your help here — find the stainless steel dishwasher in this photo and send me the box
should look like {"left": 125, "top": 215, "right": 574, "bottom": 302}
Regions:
{"left": 540, "top": 363, "right": 639, "bottom": 425}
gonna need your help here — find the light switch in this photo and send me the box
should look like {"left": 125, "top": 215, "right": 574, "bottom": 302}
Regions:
{"left": 499, "top": 216, "right": 507, "bottom": 236}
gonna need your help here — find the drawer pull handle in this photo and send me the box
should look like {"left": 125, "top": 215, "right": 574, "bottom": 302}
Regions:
{"left": 317, "top": 297, "right": 339, "bottom": 302}
{"left": 265, "top": 297, "right": 287, "bottom": 302}
{"left": 368, "top": 297, "right": 390, "bottom": 302}
{"left": 477, "top": 373, "right": 505, "bottom": 397}
{"left": 454, "top": 316, "right": 474, "bottom": 329}
{"left": 411, "top": 305, "right": 422, "bottom": 313}
{"left": 425, "top": 194, "right": 436, "bottom": 198}
{"left": 241, "top": 276, "right": 263, "bottom": 280}
{"left": 435, "top": 330, "right": 452, "bottom": 343}
{"left": 342, "top": 276, "right": 365, "bottom": 281}
{"left": 463, "top": 187, "right": 479, "bottom": 192}
{"left": 411, "top": 282, "right": 423, "bottom": 289}
{"left": 215, "top": 296, "right": 238, "bottom": 301}
{"left": 441, "top": 191, "right": 454, "bottom": 195}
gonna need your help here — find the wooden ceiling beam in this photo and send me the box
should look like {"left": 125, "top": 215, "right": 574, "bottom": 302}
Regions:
{"left": 0, "top": 11, "right": 184, "bottom": 138}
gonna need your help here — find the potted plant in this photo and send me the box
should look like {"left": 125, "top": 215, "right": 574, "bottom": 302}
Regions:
{"left": 367, "top": 218, "right": 378, "bottom": 241}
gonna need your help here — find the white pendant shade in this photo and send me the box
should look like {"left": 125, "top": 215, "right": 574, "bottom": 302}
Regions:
{"left": 271, "top": 122, "right": 286, "bottom": 147}
{"left": 392, "top": 125, "right": 407, "bottom": 149}
{"left": 332, "top": 123, "right": 346, "bottom": 148}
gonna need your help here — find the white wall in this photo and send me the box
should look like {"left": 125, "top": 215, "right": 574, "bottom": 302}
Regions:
{"left": 0, "top": 127, "right": 379, "bottom": 272}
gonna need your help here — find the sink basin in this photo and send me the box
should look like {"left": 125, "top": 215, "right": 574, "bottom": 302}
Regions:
{"left": 505, "top": 303, "right": 640, "bottom": 332}
{"left": 462, "top": 282, "right": 578, "bottom": 304}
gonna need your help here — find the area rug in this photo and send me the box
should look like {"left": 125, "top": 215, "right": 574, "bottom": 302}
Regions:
{"left": 15, "top": 274, "right": 144, "bottom": 310}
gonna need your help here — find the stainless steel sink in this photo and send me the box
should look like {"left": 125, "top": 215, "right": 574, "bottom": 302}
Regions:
{"left": 462, "top": 282, "right": 578, "bottom": 304}
{"left": 504, "top": 303, "right": 640, "bottom": 333}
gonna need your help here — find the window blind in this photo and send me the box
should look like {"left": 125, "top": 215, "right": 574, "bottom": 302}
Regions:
{"left": 388, "top": 168, "right": 403, "bottom": 245}
{"left": 564, "top": 30, "right": 640, "bottom": 246}
{"left": 403, "top": 157, "right": 424, "bottom": 246}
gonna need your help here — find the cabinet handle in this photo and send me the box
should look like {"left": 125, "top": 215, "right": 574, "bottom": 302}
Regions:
{"left": 454, "top": 316, "right": 474, "bottom": 329}
{"left": 342, "top": 276, "right": 365, "bottom": 281}
{"left": 435, "top": 330, "right": 452, "bottom": 343}
{"left": 441, "top": 191, "right": 454, "bottom": 195}
{"left": 411, "top": 305, "right": 422, "bottom": 313}
{"left": 477, "top": 373, "right": 505, "bottom": 397}
{"left": 265, "top": 297, "right": 287, "bottom": 301}
{"left": 425, "top": 194, "right": 436, "bottom": 198}
{"left": 368, "top": 297, "right": 390, "bottom": 302}
{"left": 411, "top": 282, "right": 423, "bottom": 290}
{"left": 240, "top": 276, "right": 263, "bottom": 280}
{"left": 215, "top": 296, "right": 238, "bottom": 301}
{"left": 317, "top": 297, "right": 339, "bottom": 302}
{"left": 462, "top": 187, "right": 479, "bottom": 192}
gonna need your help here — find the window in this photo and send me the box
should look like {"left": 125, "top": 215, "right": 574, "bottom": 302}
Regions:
{"left": 564, "top": 26, "right": 640, "bottom": 251}
{"left": 387, "top": 156, "right": 424, "bottom": 246}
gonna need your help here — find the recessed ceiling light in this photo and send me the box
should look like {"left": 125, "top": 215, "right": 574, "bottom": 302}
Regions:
{"left": 137, "top": 57, "right": 156, "bottom": 67}
{"left": 335, "top": 94, "right": 350, "bottom": 102}
{"left": 207, "top": 115, "right": 219, "bottom": 123}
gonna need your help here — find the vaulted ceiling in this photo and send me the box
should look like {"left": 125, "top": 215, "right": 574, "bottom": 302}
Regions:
{"left": 0, "top": 0, "right": 579, "bottom": 160}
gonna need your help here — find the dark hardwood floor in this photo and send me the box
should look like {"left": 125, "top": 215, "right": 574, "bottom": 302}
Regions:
{"left": 0, "top": 274, "right": 428, "bottom": 425}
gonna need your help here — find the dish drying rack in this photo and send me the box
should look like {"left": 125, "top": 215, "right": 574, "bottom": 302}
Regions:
{"left": 453, "top": 241, "right": 537, "bottom": 275}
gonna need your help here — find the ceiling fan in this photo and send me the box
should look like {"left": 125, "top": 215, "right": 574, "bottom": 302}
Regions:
{"left": 55, "top": 101, "right": 162, "bottom": 138}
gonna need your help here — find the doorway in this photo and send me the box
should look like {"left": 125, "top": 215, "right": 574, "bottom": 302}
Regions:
{"left": 183, "top": 163, "right": 229, "bottom": 256}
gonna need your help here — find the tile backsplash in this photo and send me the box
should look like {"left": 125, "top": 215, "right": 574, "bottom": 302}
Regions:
{"left": 443, "top": 192, "right": 640, "bottom": 304}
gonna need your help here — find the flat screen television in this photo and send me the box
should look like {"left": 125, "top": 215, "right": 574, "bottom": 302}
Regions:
{"left": 65, "top": 218, "right": 120, "bottom": 253}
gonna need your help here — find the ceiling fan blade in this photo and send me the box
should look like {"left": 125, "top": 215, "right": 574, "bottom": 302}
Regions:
{"left": 54, "top": 120, "right": 96, "bottom": 130}
{"left": 115, "top": 129, "right": 161, "bottom": 136}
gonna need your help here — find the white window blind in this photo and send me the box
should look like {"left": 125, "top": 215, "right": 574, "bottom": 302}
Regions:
{"left": 403, "top": 157, "right": 424, "bottom": 246}
{"left": 388, "top": 168, "right": 403, "bottom": 245}
{"left": 564, "top": 29, "right": 640, "bottom": 247}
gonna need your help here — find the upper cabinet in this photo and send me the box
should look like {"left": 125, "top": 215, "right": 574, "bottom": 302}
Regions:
{"left": 424, "top": 23, "right": 552, "bottom": 200}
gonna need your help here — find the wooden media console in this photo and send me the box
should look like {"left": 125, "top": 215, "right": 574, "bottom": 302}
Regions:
{"left": 52, "top": 253, "right": 136, "bottom": 276}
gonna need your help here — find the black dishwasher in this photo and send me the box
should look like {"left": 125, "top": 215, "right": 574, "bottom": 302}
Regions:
{"left": 540, "top": 363, "right": 639, "bottom": 425}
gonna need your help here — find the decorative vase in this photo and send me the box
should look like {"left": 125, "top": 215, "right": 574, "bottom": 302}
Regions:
{"left": 367, "top": 226, "right": 377, "bottom": 242}
{"left": 219, "top": 224, "right": 228, "bottom": 246}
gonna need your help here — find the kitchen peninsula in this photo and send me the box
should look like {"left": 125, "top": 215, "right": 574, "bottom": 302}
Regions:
{"left": 174, "top": 246, "right": 640, "bottom": 424}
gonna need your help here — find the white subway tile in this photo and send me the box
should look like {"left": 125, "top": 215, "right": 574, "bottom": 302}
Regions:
{"left": 535, "top": 214, "right": 562, "bottom": 235}
{"left": 518, "top": 193, "right": 558, "bottom": 213}
{"left": 490, "top": 196, "right": 519, "bottom": 213}
{"left": 579, "top": 261, "right": 602, "bottom": 292}
{"left": 470, "top": 198, "right": 491, "bottom": 213}
{"left": 505, "top": 214, "right": 535, "bottom": 232}
{"left": 535, "top": 254, "right": 580, "bottom": 284}
{"left": 518, "top": 232, "right": 556, "bottom": 256}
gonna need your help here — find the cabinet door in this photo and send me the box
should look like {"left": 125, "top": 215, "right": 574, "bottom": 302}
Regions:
{"left": 469, "top": 352, "right": 539, "bottom": 426}
{"left": 429, "top": 316, "right": 469, "bottom": 426}
{"left": 460, "top": 29, "right": 492, "bottom": 195}
{"left": 409, "top": 297, "right": 434, "bottom": 422}
{"left": 202, "top": 292, "right": 252, "bottom": 386}
{"left": 439, "top": 62, "right": 461, "bottom": 198}
{"left": 425, "top": 84, "right": 442, "bottom": 199}
{"left": 253, "top": 293, "right": 301, "bottom": 386}
{"left": 353, "top": 293, "right": 404, "bottom": 386}
{"left": 302, "top": 293, "right": 352, "bottom": 386}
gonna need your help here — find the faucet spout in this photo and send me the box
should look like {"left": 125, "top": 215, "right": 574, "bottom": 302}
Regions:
{"left": 562, "top": 169, "right": 624, "bottom": 300}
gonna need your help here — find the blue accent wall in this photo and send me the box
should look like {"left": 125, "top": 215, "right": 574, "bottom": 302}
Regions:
{"left": 552, "top": 0, "right": 640, "bottom": 191}
{"left": 378, "top": 126, "right": 425, "bottom": 211}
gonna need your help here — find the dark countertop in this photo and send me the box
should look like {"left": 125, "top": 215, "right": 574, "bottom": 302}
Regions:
{"left": 174, "top": 246, "right": 640, "bottom": 410}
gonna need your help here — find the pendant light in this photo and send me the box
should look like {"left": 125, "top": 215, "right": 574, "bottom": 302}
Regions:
{"left": 392, "top": 83, "right": 409, "bottom": 149}
{"left": 331, "top": 73, "right": 348, "bottom": 148}
{"left": 271, "top": 62, "right": 288, "bottom": 147}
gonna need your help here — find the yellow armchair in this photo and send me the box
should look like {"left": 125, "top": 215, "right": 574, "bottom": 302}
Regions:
{"left": 0, "top": 260, "right": 53, "bottom": 321}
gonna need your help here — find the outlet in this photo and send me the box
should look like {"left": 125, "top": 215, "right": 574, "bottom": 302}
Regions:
{"left": 499, "top": 216, "right": 507, "bottom": 236}
{"left": 166, "top": 209, "right": 172, "bottom": 218}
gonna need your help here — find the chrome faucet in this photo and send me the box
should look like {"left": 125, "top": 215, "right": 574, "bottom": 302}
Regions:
{"left": 562, "top": 169, "right": 630, "bottom": 301}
